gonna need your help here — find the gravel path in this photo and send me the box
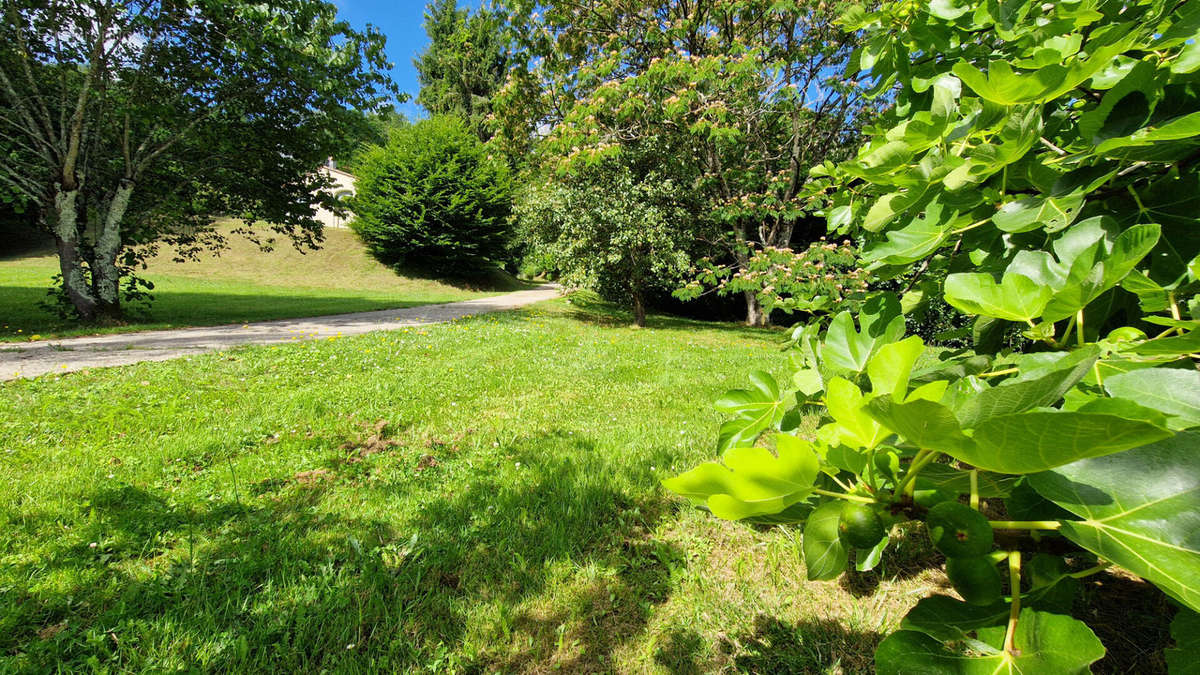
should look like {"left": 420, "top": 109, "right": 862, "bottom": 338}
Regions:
{"left": 1, "top": 285, "right": 561, "bottom": 381}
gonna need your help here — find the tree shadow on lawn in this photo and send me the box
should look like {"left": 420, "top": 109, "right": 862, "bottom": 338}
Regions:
{"left": 2, "top": 432, "right": 686, "bottom": 672}
{"left": 0, "top": 285, "right": 446, "bottom": 340}
{"left": 559, "top": 292, "right": 782, "bottom": 335}
{"left": 388, "top": 262, "right": 542, "bottom": 294}
{"left": 650, "top": 615, "right": 888, "bottom": 674}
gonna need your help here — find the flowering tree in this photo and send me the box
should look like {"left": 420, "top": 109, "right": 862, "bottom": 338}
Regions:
{"left": 679, "top": 237, "right": 867, "bottom": 317}
{"left": 494, "top": 0, "right": 877, "bottom": 325}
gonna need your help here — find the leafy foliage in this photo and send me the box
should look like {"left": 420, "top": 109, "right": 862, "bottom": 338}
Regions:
{"left": 351, "top": 116, "right": 513, "bottom": 274}
{"left": 678, "top": 239, "right": 868, "bottom": 317}
{"left": 512, "top": 161, "right": 702, "bottom": 325}
{"left": 414, "top": 0, "right": 509, "bottom": 141}
{"left": 0, "top": 0, "right": 394, "bottom": 321}
{"left": 495, "top": 0, "right": 877, "bottom": 324}
{"left": 665, "top": 0, "right": 1200, "bottom": 668}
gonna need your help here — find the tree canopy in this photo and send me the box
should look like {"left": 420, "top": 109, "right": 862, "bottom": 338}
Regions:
{"left": 495, "top": 0, "right": 876, "bottom": 324}
{"left": 0, "top": 0, "right": 394, "bottom": 320}
{"left": 665, "top": 0, "right": 1200, "bottom": 669}
{"left": 414, "top": 0, "right": 510, "bottom": 141}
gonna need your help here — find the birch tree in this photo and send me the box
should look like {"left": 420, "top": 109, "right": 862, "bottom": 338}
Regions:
{"left": 0, "top": 0, "right": 392, "bottom": 320}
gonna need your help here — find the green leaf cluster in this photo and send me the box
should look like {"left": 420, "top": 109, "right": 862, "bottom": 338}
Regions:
{"left": 351, "top": 115, "right": 513, "bottom": 274}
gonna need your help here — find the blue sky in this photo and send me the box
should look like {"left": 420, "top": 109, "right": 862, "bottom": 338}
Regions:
{"left": 333, "top": 0, "right": 485, "bottom": 119}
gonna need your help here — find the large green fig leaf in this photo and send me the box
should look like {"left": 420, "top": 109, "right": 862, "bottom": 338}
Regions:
{"left": 826, "top": 378, "right": 889, "bottom": 450}
{"left": 1127, "top": 330, "right": 1200, "bottom": 358}
{"left": 865, "top": 199, "right": 956, "bottom": 265}
{"left": 943, "top": 272, "right": 1051, "bottom": 322}
{"left": 992, "top": 191, "right": 1084, "bottom": 234}
{"left": 876, "top": 609, "right": 1105, "bottom": 674}
{"left": 821, "top": 294, "right": 904, "bottom": 374}
{"left": 713, "top": 370, "right": 787, "bottom": 450}
{"left": 951, "top": 35, "right": 1131, "bottom": 104}
{"left": 867, "top": 335, "right": 925, "bottom": 399}
{"left": 900, "top": 595, "right": 1012, "bottom": 643}
{"left": 1104, "top": 368, "right": 1200, "bottom": 430}
{"left": 1096, "top": 111, "right": 1200, "bottom": 156}
{"left": 1029, "top": 432, "right": 1200, "bottom": 613}
{"left": 1006, "top": 219, "right": 1161, "bottom": 323}
{"left": 802, "top": 500, "right": 849, "bottom": 580}
{"left": 1166, "top": 609, "right": 1200, "bottom": 674}
{"left": 661, "top": 434, "right": 819, "bottom": 521}
{"left": 862, "top": 189, "right": 923, "bottom": 232}
{"left": 915, "top": 464, "right": 1020, "bottom": 498}
{"left": 864, "top": 396, "right": 974, "bottom": 455}
{"left": 867, "top": 389, "right": 1170, "bottom": 474}
{"left": 951, "top": 353, "right": 1096, "bottom": 428}
{"left": 969, "top": 411, "right": 1172, "bottom": 473}
{"left": 1040, "top": 223, "right": 1161, "bottom": 322}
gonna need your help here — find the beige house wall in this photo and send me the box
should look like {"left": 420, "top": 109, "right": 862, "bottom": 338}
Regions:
{"left": 316, "top": 166, "right": 357, "bottom": 229}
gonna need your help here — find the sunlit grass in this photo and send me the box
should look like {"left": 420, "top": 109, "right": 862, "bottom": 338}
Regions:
{"left": 0, "top": 296, "right": 941, "bottom": 672}
{"left": 0, "top": 225, "right": 524, "bottom": 342}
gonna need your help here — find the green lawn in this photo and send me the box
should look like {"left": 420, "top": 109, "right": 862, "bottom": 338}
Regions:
{"left": 0, "top": 296, "right": 947, "bottom": 673}
{"left": 0, "top": 225, "right": 525, "bottom": 342}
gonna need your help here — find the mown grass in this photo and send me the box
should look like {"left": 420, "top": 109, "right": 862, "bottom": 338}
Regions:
{"left": 0, "top": 296, "right": 945, "bottom": 673}
{"left": 0, "top": 225, "right": 525, "bottom": 342}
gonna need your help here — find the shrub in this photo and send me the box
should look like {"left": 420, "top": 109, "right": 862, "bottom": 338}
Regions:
{"left": 513, "top": 165, "right": 701, "bottom": 326}
{"left": 350, "top": 116, "right": 513, "bottom": 274}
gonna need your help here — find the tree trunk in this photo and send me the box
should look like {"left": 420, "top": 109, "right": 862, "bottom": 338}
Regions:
{"left": 52, "top": 185, "right": 99, "bottom": 320}
{"left": 91, "top": 180, "right": 135, "bottom": 320}
{"left": 744, "top": 290, "right": 769, "bottom": 327}
{"left": 632, "top": 290, "right": 646, "bottom": 327}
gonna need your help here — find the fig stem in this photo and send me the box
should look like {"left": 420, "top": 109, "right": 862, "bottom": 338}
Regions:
{"left": 989, "top": 520, "right": 1062, "bottom": 531}
{"left": 1003, "top": 551, "right": 1022, "bottom": 654}
{"left": 812, "top": 488, "right": 874, "bottom": 504}
{"left": 1068, "top": 561, "right": 1113, "bottom": 579}
{"left": 896, "top": 449, "right": 940, "bottom": 498}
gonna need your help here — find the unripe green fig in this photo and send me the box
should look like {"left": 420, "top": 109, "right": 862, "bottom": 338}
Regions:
{"left": 926, "top": 501, "right": 993, "bottom": 558}
{"left": 838, "top": 501, "right": 885, "bottom": 549}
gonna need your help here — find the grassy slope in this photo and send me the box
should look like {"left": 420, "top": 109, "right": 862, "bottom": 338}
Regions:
{"left": 0, "top": 225, "right": 523, "bottom": 342}
{"left": 0, "top": 296, "right": 944, "bottom": 673}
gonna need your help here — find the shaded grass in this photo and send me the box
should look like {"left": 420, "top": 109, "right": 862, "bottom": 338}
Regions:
{"left": 0, "top": 297, "right": 942, "bottom": 673}
{"left": 0, "top": 225, "right": 527, "bottom": 342}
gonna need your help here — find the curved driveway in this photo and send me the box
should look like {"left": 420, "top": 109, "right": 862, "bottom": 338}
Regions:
{"left": 1, "top": 285, "right": 560, "bottom": 381}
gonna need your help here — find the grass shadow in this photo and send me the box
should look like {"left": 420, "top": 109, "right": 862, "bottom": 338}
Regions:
{"left": 1082, "top": 571, "right": 1174, "bottom": 674}
{"left": 560, "top": 291, "right": 783, "bottom": 336}
{"left": 2, "top": 431, "right": 688, "bottom": 671}
{"left": 387, "top": 262, "right": 540, "bottom": 293}
{"left": 724, "top": 614, "right": 883, "bottom": 673}
{"left": 0, "top": 285, "right": 487, "bottom": 341}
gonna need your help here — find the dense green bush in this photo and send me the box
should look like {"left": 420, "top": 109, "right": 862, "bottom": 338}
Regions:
{"left": 350, "top": 116, "right": 512, "bottom": 274}
{"left": 513, "top": 164, "right": 702, "bottom": 326}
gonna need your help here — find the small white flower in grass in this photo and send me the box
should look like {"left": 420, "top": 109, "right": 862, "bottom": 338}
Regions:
{"left": 515, "top": 462, "right": 521, "bottom": 468}
{"left": 89, "top": 542, "right": 97, "bottom": 548}
{"left": 346, "top": 643, "right": 355, "bottom": 650}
